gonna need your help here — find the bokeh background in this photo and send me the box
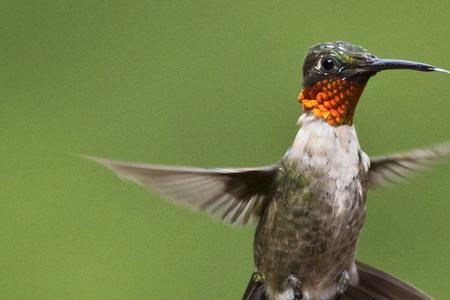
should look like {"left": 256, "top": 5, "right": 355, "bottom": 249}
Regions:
{"left": 2, "top": 1, "right": 450, "bottom": 299}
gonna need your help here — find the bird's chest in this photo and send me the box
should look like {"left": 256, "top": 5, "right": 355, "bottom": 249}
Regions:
{"left": 256, "top": 157, "right": 367, "bottom": 269}
{"left": 254, "top": 115, "right": 370, "bottom": 294}
{"left": 273, "top": 116, "right": 369, "bottom": 236}
{"left": 269, "top": 162, "right": 366, "bottom": 257}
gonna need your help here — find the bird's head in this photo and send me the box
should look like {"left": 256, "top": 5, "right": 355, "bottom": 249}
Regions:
{"left": 299, "top": 41, "right": 449, "bottom": 126}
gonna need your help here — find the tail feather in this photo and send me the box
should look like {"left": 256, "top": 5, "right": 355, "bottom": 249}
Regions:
{"left": 242, "top": 261, "right": 432, "bottom": 300}
{"left": 344, "top": 261, "right": 433, "bottom": 300}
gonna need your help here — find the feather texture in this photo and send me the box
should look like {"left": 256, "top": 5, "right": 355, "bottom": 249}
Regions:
{"left": 368, "top": 142, "right": 450, "bottom": 189}
{"left": 86, "top": 156, "right": 278, "bottom": 226}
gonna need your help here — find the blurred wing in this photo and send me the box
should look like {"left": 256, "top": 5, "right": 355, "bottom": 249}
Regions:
{"left": 342, "top": 261, "right": 432, "bottom": 300}
{"left": 87, "top": 156, "right": 278, "bottom": 226}
{"left": 368, "top": 142, "right": 450, "bottom": 189}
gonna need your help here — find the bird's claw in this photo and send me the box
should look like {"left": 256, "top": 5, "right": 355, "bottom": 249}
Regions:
{"left": 252, "top": 272, "right": 266, "bottom": 283}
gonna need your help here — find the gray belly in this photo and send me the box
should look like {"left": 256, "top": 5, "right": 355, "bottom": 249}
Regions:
{"left": 254, "top": 163, "right": 367, "bottom": 298}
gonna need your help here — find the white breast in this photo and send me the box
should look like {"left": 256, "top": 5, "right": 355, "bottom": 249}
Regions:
{"left": 287, "top": 113, "right": 370, "bottom": 214}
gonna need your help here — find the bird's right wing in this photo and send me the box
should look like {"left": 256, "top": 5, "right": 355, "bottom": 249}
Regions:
{"left": 86, "top": 156, "right": 278, "bottom": 226}
{"left": 368, "top": 142, "right": 450, "bottom": 189}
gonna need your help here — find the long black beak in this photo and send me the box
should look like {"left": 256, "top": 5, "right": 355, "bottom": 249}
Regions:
{"left": 365, "top": 58, "right": 449, "bottom": 74}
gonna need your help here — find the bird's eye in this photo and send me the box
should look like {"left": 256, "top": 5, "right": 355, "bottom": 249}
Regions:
{"left": 321, "top": 57, "right": 336, "bottom": 72}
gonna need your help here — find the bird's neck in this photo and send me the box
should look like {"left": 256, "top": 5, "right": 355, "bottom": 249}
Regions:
{"left": 287, "top": 113, "right": 369, "bottom": 177}
{"left": 298, "top": 79, "right": 366, "bottom": 126}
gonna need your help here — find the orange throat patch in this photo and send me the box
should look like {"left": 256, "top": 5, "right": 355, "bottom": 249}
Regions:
{"left": 299, "top": 79, "right": 366, "bottom": 126}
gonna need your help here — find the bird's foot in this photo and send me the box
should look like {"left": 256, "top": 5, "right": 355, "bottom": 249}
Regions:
{"left": 252, "top": 272, "right": 266, "bottom": 283}
{"left": 242, "top": 272, "right": 267, "bottom": 300}
{"left": 288, "top": 274, "right": 303, "bottom": 300}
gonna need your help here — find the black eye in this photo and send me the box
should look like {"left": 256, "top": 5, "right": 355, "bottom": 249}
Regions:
{"left": 321, "top": 57, "right": 336, "bottom": 72}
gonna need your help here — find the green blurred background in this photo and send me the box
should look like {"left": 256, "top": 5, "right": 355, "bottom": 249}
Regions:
{"left": 1, "top": 1, "right": 450, "bottom": 299}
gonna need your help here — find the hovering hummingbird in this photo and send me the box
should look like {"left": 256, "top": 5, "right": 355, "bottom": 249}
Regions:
{"left": 87, "top": 41, "right": 450, "bottom": 300}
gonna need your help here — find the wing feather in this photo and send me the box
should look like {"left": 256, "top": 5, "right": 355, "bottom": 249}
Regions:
{"left": 86, "top": 156, "right": 278, "bottom": 226}
{"left": 368, "top": 142, "right": 450, "bottom": 189}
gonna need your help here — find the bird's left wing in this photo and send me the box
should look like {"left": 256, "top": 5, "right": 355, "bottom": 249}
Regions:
{"left": 86, "top": 156, "right": 278, "bottom": 226}
{"left": 368, "top": 142, "right": 450, "bottom": 189}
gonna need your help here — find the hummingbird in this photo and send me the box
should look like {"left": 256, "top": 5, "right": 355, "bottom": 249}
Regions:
{"left": 86, "top": 41, "right": 450, "bottom": 300}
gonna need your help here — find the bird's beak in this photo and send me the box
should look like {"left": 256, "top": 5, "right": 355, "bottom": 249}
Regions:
{"left": 364, "top": 58, "right": 449, "bottom": 74}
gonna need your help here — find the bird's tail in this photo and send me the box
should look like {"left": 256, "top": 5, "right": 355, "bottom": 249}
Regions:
{"left": 242, "top": 261, "right": 433, "bottom": 300}
{"left": 343, "top": 261, "right": 433, "bottom": 299}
